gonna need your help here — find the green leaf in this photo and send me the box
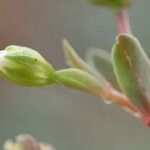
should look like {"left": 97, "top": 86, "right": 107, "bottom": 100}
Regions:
{"left": 62, "top": 39, "right": 92, "bottom": 72}
{"left": 86, "top": 48, "right": 120, "bottom": 90}
{"left": 0, "top": 45, "right": 57, "bottom": 86}
{"left": 88, "top": 0, "right": 132, "bottom": 8}
{"left": 56, "top": 68, "right": 110, "bottom": 99}
{"left": 62, "top": 39, "right": 109, "bottom": 85}
{"left": 112, "top": 34, "right": 150, "bottom": 113}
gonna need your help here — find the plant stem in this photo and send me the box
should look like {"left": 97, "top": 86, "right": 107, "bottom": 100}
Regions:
{"left": 116, "top": 9, "right": 132, "bottom": 34}
{"left": 106, "top": 87, "right": 143, "bottom": 119}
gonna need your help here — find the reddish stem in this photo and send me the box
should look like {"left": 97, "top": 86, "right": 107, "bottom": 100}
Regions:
{"left": 109, "top": 88, "right": 143, "bottom": 117}
{"left": 116, "top": 9, "right": 132, "bottom": 34}
{"left": 106, "top": 87, "right": 150, "bottom": 126}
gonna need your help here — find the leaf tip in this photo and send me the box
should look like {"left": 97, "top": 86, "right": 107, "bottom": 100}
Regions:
{"left": 116, "top": 33, "right": 137, "bottom": 44}
{"left": 116, "top": 33, "right": 127, "bottom": 43}
{"left": 62, "top": 38, "right": 68, "bottom": 47}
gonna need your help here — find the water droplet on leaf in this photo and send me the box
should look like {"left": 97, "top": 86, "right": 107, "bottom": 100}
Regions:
{"left": 103, "top": 99, "right": 112, "bottom": 105}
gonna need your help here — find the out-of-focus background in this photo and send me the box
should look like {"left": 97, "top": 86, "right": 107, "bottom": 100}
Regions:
{"left": 0, "top": 0, "right": 150, "bottom": 149}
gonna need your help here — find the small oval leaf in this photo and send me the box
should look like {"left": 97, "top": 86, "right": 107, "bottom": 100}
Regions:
{"left": 56, "top": 68, "right": 110, "bottom": 99}
{"left": 112, "top": 34, "right": 150, "bottom": 113}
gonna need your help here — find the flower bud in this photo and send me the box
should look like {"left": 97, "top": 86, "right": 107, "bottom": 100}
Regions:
{"left": 0, "top": 45, "right": 56, "bottom": 86}
{"left": 88, "top": 0, "right": 132, "bottom": 8}
{"left": 4, "top": 134, "right": 54, "bottom": 150}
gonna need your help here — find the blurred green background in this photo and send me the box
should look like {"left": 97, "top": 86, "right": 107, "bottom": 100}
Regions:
{"left": 0, "top": 0, "right": 150, "bottom": 149}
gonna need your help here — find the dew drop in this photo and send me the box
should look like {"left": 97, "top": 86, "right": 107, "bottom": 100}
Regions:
{"left": 103, "top": 99, "right": 113, "bottom": 105}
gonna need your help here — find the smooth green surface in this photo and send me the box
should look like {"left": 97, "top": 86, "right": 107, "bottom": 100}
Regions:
{"left": 0, "top": 45, "right": 56, "bottom": 86}
{"left": 112, "top": 34, "right": 150, "bottom": 112}
{"left": 56, "top": 68, "right": 107, "bottom": 98}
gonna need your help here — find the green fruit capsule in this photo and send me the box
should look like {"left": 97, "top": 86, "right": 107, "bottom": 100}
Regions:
{"left": 0, "top": 45, "right": 56, "bottom": 86}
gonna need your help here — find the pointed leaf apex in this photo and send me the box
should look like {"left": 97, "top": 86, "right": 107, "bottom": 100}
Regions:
{"left": 62, "top": 39, "right": 110, "bottom": 85}
{"left": 62, "top": 38, "right": 91, "bottom": 71}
